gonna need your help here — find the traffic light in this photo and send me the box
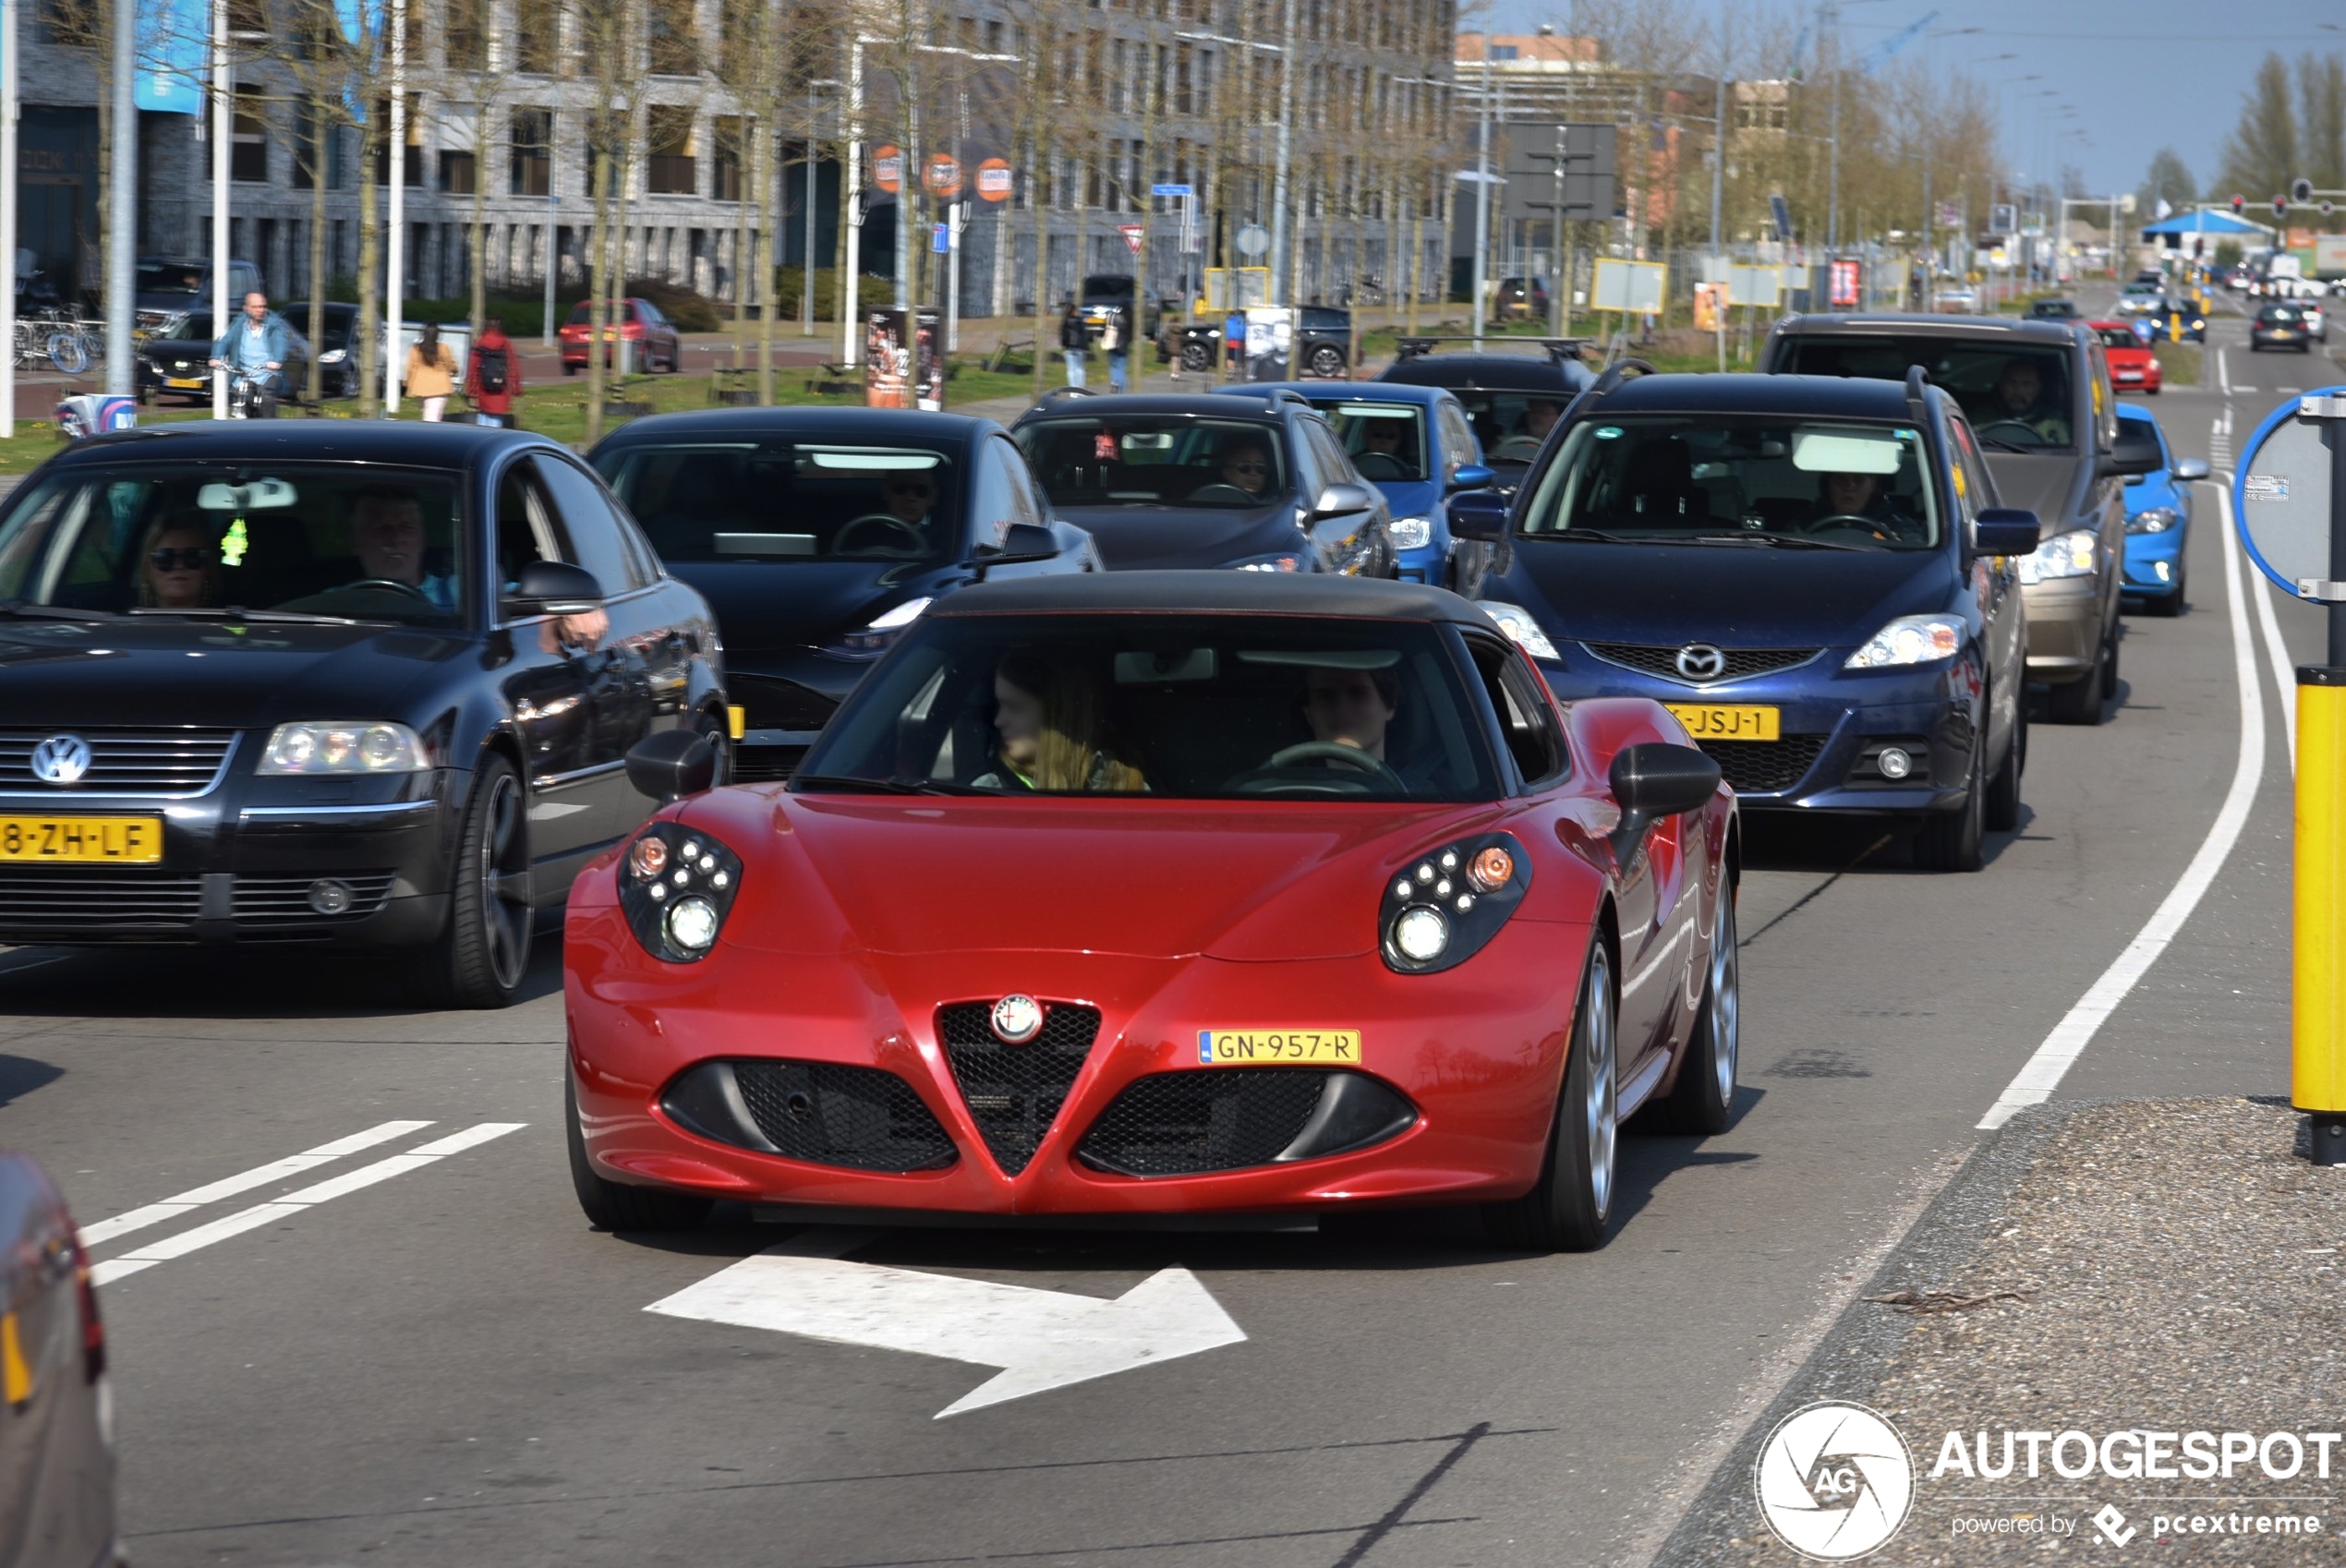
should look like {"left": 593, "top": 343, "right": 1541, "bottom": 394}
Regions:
{"left": 2292, "top": 177, "right": 2314, "bottom": 205}
{"left": 2231, "top": 194, "right": 2245, "bottom": 216}
{"left": 2274, "top": 195, "right": 2289, "bottom": 218}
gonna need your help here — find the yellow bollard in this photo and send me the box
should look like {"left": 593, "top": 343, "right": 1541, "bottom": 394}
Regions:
{"left": 2297, "top": 670, "right": 2346, "bottom": 1162}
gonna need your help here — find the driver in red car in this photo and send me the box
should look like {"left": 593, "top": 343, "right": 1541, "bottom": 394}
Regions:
{"left": 1304, "top": 666, "right": 1397, "bottom": 760}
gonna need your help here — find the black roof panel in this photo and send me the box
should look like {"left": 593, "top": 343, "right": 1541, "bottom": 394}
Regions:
{"left": 932, "top": 570, "right": 1488, "bottom": 623}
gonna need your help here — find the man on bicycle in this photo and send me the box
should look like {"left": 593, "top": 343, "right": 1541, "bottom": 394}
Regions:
{"left": 210, "top": 291, "right": 287, "bottom": 417}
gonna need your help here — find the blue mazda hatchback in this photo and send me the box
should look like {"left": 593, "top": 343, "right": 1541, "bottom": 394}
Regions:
{"left": 2114, "top": 402, "right": 2207, "bottom": 615}
{"left": 1455, "top": 368, "right": 2041, "bottom": 871}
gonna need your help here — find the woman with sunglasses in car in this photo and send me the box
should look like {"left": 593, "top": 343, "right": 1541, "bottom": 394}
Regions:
{"left": 834, "top": 469, "right": 943, "bottom": 558}
{"left": 137, "top": 521, "right": 220, "bottom": 609}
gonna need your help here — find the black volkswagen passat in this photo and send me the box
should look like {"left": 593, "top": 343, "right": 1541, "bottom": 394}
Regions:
{"left": 590, "top": 407, "right": 1100, "bottom": 781}
{"left": 0, "top": 422, "right": 725, "bottom": 1007}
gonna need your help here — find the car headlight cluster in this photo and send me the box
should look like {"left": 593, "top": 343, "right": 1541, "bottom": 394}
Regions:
{"left": 833, "top": 596, "right": 932, "bottom": 656}
{"left": 1389, "top": 515, "right": 1433, "bottom": 550}
{"left": 1844, "top": 614, "right": 1964, "bottom": 670}
{"left": 618, "top": 822, "right": 744, "bottom": 963}
{"left": 2015, "top": 528, "right": 2098, "bottom": 585}
{"left": 1475, "top": 600, "right": 1562, "bottom": 661}
{"left": 1229, "top": 554, "right": 1300, "bottom": 573}
{"left": 1381, "top": 832, "right": 1532, "bottom": 975}
{"left": 2126, "top": 506, "right": 2180, "bottom": 535}
{"left": 319, "top": 348, "right": 347, "bottom": 364}
{"left": 257, "top": 721, "right": 428, "bottom": 774}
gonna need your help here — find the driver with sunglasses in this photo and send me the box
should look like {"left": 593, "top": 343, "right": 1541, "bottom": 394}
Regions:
{"left": 880, "top": 472, "right": 936, "bottom": 527}
{"left": 1217, "top": 440, "right": 1274, "bottom": 501}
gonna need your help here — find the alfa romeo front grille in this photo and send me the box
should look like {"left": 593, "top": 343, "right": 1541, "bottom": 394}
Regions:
{"left": 1699, "top": 735, "right": 1830, "bottom": 795}
{"left": 1077, "top": 1070, "right": 1333, "bottom": 1176}
{"left": 937, "top": 1001, "right": 1102, "bottom": 1176}
{"left": 0, "top": 728, "right": 237, "bottom": 793}
{"left": 1581, "top": 643, "right": 1821, "bottom": 685}
{"left": 731, "top": 1061, "right": 957, "bottom": 1172}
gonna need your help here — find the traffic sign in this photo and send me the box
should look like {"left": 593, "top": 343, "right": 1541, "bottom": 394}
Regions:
{"left": 2234, "top": 389, "right": 2346, "bottom": 601}
{"left": 873, "top": 145, "right": 902, "bottom": 194}
{"left": 932, "top": 223, "right": 950, "bottom": 254}
{"left": 1119, "top": 223, "right": 1144, "bottom": 256}
{"left": 1590, "top": 258, "right": 1666, "bottom": 313}
{"left": 975, "top": 158, "right": 1012, "bottom": 202}
{"left": 1150, "top": 183, "right": 1192, "bottom": 197}
{"left": 1770, "top": 194, "right": 1794, "bottom": 241}
{"left": 921, "top": 152, "right": 962, "bottom": 199}
{"left": 1234, "top": 223, "right": 1269, "bottom": 259}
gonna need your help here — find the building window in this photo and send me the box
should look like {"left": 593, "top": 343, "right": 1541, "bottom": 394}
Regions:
{"left": 441, "top": 151, "right": 478, "bottom": 194}
{"left": 232, "top": 88, "right": 269, "bottom": 183}
{"left": 510, "top": 108, "right": 552, "bottom": 196}
{"left": 648, "top": 0, "right": 697, "bottom": 77}
{"left": 514, "top": 0, "right": 559, "bottom": 74}
{"left": 585, "top": 110, "right": 626, "bottom": 198}
{"left": 445, "top": 0, "right": 489, "bottom": 72}
{"left": 293, "top": 109, "right": 343, "bottom": 190}
{"left": 38, "top": 0, "right": 94, "bottom": 48}
{"left": 647, "top": 106, "right": 697, "bottom": 196}
{"left": 712, "top": 116, "right": 744, "bottom": 203}
{"left": 372, "top": 98, "right": 424, "bottom": 187}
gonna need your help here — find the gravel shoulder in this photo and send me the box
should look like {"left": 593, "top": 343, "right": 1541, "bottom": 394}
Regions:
{"left": 1653, "top": 1097, "right": 2346, "bottom": 1565}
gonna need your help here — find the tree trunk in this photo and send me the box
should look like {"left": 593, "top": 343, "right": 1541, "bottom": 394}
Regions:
{"left": 584, "top": 137, "right": 614, "bottom": 445}
{"left": 357, "top": 137, "right": 381, "bottom": 418}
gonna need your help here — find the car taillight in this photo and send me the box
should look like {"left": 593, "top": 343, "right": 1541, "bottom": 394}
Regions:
{"left": 69, "top": 1224, "right": 103, "bottom": 1382}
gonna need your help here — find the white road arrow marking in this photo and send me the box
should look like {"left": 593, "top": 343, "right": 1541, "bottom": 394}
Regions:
{"left": 646, "top": 1229, "right": 1248, "bottom": 1418}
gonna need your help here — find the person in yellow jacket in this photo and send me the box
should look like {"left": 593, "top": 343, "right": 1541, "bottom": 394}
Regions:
{"left": 404, "top": 322, "right": 459, "bottom": 421}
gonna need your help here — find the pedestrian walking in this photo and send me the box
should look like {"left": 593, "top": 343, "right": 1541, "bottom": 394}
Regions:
{"left": 466, "top": 318, "right": 524, "bottom": 428}
{"left": 405, "top": 322, "right": 458, "bottom": 422}
{"left": 1102, "top": 307, "right": 1130, "bottom": 392}
{"left": 1058, "top": 300, "right": 1089, "bottom": 388}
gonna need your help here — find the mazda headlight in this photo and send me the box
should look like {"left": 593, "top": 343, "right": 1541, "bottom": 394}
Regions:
{"left": 1844, "top": 615, "right": 1964, "bottom": 670}
{"left": 833, "top": 596, "right": 932, "bottom": 655}
{"left": 1475, "top": 601, "right": 1561, "bottom": 661}
{"left": 257, "top": 721, "right": 428, "bottom": 774}
{"left": 1382, "top": 834, "right": 1532, "bottom": 974}
{"left": 618, "top": 822, "right": 743, "bottom": 963}
{"left": 2015, "top": 528, "right": 2098, "bottom": 585}
{"left": 2127, "top": 506, "right": 2179, "bottom": 535}
{"left": 1390, "top": 514, "right": 1433, "bottom": 550}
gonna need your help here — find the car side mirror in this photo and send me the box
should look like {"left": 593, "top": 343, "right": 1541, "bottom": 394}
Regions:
{"left": 505, "top": 559, "right": 603, "bottom": 617}
{"left": 1607, "top": 742, "right": 1722, "bottom": 863}
{"left": 1972, "top": 508, "right": 2042, "bottom": 557}
{"left": 1447, "top": 463, "right": 1496, "bottom": 493}
{"left": 2101, "top": 428, "right": 2165, "bottom": 476}
{"left": 2171, "top": 457, "right": 2210, "bottom": 482}
{"left": 973, "top": 520, "right": 1059, "bottom": 565}
{"left": 1312, "top": 480, "right": 1373, "bottom": 519}
{"left": 1448, "top": 488, "right": 1510, "bottom": 541}
{"left": 625, "top": 728, "right": 717, "bottom": 802}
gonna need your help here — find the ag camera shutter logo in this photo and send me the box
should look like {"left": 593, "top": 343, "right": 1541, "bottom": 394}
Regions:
{"left": 1754, "top": 1401, "right": 1915, "bottom": 1561}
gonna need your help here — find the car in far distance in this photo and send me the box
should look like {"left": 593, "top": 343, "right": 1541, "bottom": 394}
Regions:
{"left": 1170, "top": 307, "right": 1354, "bottom": 379}
{"left": 2115, "top": 282, "right": 2165, "bottom": 317}
{"left": 0, "top": 1152, "right": 116, "bottom": 1568}
{"left": 1493, "top": 276, "right": 1551, "bottom": 320}
{"left": 1375, "top": 344, "right": 1596, "bottom": 491}
{"left": 2090, "top": 320, "right": 2162, "bottom": 394}
{"left": 2301, "top": 300, "right": 2328, "bottom": 341}
{"left": 132, "top": 255, "right": 262, "bottom": 333}
{"left": 284, "top": 301, "right": 361, "bottom": 399}
{"left": 2251, "top": 301, "right": 2316, "bottom": 352}
{"left": 560, "top": 297, "right": 683, "bottom": 374}
{"left": 2131, "top": 270, "right": 2165, "bottom": 290}
{"left": 133, "top": 308, "right": 313, "bottom": 406}
{"left": 2026, "top": 298, "right": 2080, "bottom": 321}
{"left": 1931, "top": 283, "right": 1981, "bottom": 313}
{"left": 1079, "top": 274, "right": 1163, "bottom": 344}
{"left": 2115, "top": 402, "right": 2207, "bottom": 616}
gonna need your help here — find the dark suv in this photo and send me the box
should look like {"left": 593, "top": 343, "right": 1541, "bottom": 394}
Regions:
{"left": 1011, "top": 391, "right": 1396, "bottom": 576}
{"left": 1762, "top": 314, "right": 2160, "bottom": 724}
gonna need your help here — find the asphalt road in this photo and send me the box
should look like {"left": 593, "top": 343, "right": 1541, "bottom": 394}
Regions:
{"left": 0, "top": 288, "right": 2328, "bottom": 1568}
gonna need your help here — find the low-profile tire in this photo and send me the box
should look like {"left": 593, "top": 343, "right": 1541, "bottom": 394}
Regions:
{"left": 1913, "top": 743, "right": 1986, "bottom": 873}
{"left": 1985, "top": 697, "right": 2025, "bottom": 832}
{"left": 567, "top": 1073, "right": 711, "bottom": 1232}
{"left": 1180, "top": 343, "right": 1213, "bottom": 372}
{"left": 2100, "top": 622, "right": 2122, "bottom": 700}
{"left": 2046, "top": 657, "right": 2104, "bottom": 726}
{"left": 408, "top": 754, "right": 534, "bottom": 1008}
{"left": 1661, "top": 888, "right": 1738, "bottom": 1135}
{"left": 1483, "top": 940, "right": 1617, "bottom": 1251}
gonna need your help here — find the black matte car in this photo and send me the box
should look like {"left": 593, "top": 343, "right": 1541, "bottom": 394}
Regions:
{"left": 0, "top": 422, "right": 726, "bottom": 1007}
{"left": 0, "top": 1152, "right": 115, "bottom": 1568}
{"left": 283, "top": 301, "right": 361, "bottom": 398}
{"left": 1457, "top": 368, "right": 2040, "bottom": 872}
{"left": 2251, "top": 302, "right": 2316, "bottom": 352}
{"left": 1172, "top": 306, "right": 1354, "bottom": 378}
{"left": 1376, "top": 345, "right": 1597, "bottom": 488}
{"left": 1010, "top": 391, "right": 1396, "bottom": 578}
{"left": 590, "top": 408, "right": 1103, "bottom": 782}
{"left": 2026, "top": 298, "right": 2079, "bottom": 321}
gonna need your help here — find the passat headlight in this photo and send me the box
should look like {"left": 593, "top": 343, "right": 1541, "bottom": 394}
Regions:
{"left": 1475, "top": 601, "right": 1561, "bottom": 661}
{"left": 319, "top": 348, "right": 347, "bottom": 364}
{"left": 834, "top": 596, "right": 932, "bottom": 655}
{"left": 2127, "top": 506, "right": 2179, "bottom": 535}
{"left": 617, "top": 822, "right": 742, "bottom": 963}
{"left": 1382, "top": 833, "right": 1532, "bottom": 974}
{"left": 258, "top": 720, "right": 428, "bottom": 774}
{"left": 1844, "top": 615, "right": 1964, "bottom": 670}
{"left": 1228, "top": 553, "right": 1300, "bottom": 572}
{"left": 2015, "top": 527, "right": 2098, "bottom": 585}
{"left": 1389, "top": 514, "right": 1433, "bottom": 550}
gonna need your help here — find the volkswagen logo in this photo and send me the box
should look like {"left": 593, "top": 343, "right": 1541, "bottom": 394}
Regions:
{"left": 1675, "top": 643, "right": 1727, "bottom": 682}
{"left": 29, "top": 733, "right": 92, "bottom": 786}
{"left": 989, "top": 994, "right": 1045, "bottom": 1044}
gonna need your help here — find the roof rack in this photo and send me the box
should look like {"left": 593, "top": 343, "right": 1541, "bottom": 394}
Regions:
{"left": 1392, "top": 334, "right": 1595, "bottom": 366}
{"left": 1904, "top": 364, "right": 1932, "bottom": 421}
{"left": 1223, "top": 386, "right": 1314, "bottom": 412}
{"left": 1033, "top": 385, "right": 1097, "bottom": 407}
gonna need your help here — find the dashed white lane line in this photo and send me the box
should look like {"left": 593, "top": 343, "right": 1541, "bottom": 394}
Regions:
{"left": 1977, "top": 476, "right": 2267, "bottom": 1129}
{"left": 91, "top": 1123, "right": 525, "bottom": 1285}
{"left": 79, "top": 1120, "right": 436, "bottom": 1247}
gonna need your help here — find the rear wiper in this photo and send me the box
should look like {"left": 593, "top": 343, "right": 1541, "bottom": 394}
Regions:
{"left": 789, "top": 774, "right": 989, "bottom": 796}
{"left": 0, "top": 599, "right": 118, "bottom": 620}
{"left": 1683, "top": 532, "right": 1870, "bottom": 552}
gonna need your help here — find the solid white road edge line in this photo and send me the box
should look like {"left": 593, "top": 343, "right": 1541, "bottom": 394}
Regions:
{"left": 79, "top": 1120, "right": 437, "bottom": 1247}
{"left": 90, "top": 1123, "right": 525, "bottom": 1285}
{"left": 2253, "top": 554, "right": 2298, "bottom": 770}
{"left": 1977, "top": 479, "right": 2267, "bottom": 1130}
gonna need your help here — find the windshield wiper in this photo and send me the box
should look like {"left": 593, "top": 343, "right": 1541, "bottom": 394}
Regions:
{"left": 126, "top": 606, "right": 369, "bottom": 625}
{"left": 1682, "top": 532, "right": 1871, "bottom": 552}
{"left": 1541, "top": 528, "right": 1639, "bottom": 543}
{"left": 789, "top": 774, "right": 989, "bottom": 796}
{"left": 1975, "top": 435, "right": 2041, "bottom": 454}
{"left": 0, "top": 599, "right": 119, "bottom": 621}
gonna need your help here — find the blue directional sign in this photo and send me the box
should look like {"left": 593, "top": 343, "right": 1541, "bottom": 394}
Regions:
{"left": 1151, "top": 184, "right": 1193, "bottom": 198}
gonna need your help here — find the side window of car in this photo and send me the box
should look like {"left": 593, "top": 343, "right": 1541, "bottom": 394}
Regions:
{"left": 528, "top": 455, "right": 645, "bottom": 595}
{"left": 1465, "top": 634, "right": 1566, "bottom": 788}
{"left": 969, "top": 438, "right": 1022, "bottom": 549}
{"left": 493, "top": 462, "right": 563, "bottom": 609}
{"left": 1948, "top": 417, "right": 1998, "bottom": 516}
{"left": 1440, "top": 401, "right": 1479, "bottom": 476}
{"left": 1286, "top": 421, "right": 1324, "bottom": 499}
{"left": 1307, "top": 420, "right": 1357, "bottom": 488}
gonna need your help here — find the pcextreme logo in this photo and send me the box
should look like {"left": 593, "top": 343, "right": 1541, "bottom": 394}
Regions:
{"left": 1754, "top": 1401, "right": 1917, "bottom": 1561}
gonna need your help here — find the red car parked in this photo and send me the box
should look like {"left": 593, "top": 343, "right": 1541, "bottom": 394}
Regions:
{"left": 559, "top": 296, "right": 683, "bottom": 374}
{"left": 2090, "top": 320, "right": 2161, "bottom": 394}
{"left": 565, "top": 573, "right": 1741, "bottom": 1252}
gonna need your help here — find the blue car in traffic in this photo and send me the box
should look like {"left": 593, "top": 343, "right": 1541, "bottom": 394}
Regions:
{"left": 1215, "top": 381, "right": 1493, "bottom": 589}
{"left": 2115, "top": 401, "right": 2207, "bottom": 615}
{"left": 1451, "top": 368, "right": 2040, "bottom": 872}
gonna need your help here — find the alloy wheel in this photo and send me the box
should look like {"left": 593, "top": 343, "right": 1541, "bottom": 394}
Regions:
{"left": 1584, "top": 945, "right": 1617, "bottom": 1220}
{"left": 478, "top": 769, "right": 531, "bottom": 991}
{"left": 1710, "top": 896, "right": 1739, "bottom": 1109}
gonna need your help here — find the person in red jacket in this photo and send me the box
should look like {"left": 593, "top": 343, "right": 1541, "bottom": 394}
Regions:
{"left": 465, "top": 318, "right": 525, "bottom": 427}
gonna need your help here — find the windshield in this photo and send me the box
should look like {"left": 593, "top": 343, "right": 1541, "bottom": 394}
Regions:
{"left": 1449, "top": 390, "right": 1568, "bottom": 467}
{"left": 0, "top": 462, "right": 466, "bottom": 623}
{"left": 1310, "top": 400, "right": 1429, "bottom": 482}
{"left": 797, "top": 613, "right": 1502, "bottom": 802}
{"left": 1016, "top": 416, "right": 1288, "bottom": 509}
{"left": 1519, "top": 416, "right": 1941, "bottom": 550}
{"left": 1773, "top": 337, "right": 2076, "bottom": 452}
{"left": 2094, "top": 326, "right": 2141, "bottom": 349}
{"left": 595, "top": 441, "right": 959, "bottom": 564}
{"left": 136, "top": 262, "right": 204, "bottom": 296}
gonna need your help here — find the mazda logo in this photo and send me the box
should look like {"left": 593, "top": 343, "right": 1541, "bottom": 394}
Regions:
{"left": 1675, "top": 644, "right": 1727, "bottom": 681}
{"left": 30, "top": 733, "right": 92, "bottom": 785}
